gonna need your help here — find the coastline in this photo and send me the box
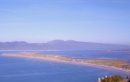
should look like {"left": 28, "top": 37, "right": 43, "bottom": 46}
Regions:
{"left": 2, "top": 53, "right": 130, "bottom": 74}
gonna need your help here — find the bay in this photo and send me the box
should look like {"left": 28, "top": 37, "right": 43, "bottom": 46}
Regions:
{"left": 0, "top": 50, "right": 130, "bottom": 82}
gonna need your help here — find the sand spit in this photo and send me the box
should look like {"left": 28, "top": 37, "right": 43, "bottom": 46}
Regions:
{"left": 2, "top": 52, "right": 130, "bottom": 73}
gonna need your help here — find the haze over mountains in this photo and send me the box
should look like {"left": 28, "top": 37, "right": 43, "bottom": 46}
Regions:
{"left": 0, "top": 40, "right": 130, "bottom": 50}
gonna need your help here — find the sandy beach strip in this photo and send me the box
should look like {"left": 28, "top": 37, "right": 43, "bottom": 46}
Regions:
{"left": 2, "top": 53, "right": 130, "bottom": 74}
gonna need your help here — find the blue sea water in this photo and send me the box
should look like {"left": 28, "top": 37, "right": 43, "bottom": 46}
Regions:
{"left": 0, "top": 50, "right": 130, "bottom": 82}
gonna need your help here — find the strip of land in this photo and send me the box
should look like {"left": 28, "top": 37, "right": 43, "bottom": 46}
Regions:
{"left": 107, "top": 50, "right": 130, "bottom": 54}
{"left": 2, "top": 52, "right": 130, "bottom": 73}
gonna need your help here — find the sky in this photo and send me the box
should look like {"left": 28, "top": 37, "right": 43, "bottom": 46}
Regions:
{"left": 0, "top": 0, "right": 130, "bottom": 45}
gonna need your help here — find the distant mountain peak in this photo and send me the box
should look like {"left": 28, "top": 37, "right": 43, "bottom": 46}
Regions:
{"left": 66, "top": 40, "right": 76, "bottom": 42}
{"left": 47, "top": 40, "right": 65, "bottom": 44}
{"left": 0, "top": 40, "right": 130, "bottom": 50}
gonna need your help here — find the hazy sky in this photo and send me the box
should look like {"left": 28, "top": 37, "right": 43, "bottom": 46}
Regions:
{"left": 0, "top": 0, "right": 130, "bottom": 44}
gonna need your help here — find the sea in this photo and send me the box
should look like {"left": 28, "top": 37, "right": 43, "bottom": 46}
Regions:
{"left": 0, "top": 50, "right": 130, "bottom": 82}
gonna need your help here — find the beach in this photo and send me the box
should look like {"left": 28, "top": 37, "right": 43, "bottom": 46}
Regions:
{"left": 2, "top": 52, "right": 130, "bottom": 74}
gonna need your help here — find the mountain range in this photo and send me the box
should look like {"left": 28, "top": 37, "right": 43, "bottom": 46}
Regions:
{"left": 0, "top": 40, "right": 130, "bottom": 50}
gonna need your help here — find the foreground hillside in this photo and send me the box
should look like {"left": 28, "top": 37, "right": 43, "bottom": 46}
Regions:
{"left": 99, "top": 75, "right": 130, "bottom": 82}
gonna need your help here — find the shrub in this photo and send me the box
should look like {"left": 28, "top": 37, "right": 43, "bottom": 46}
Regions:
{"left": 101, "top": 75, "right": 124, "bottom": 82}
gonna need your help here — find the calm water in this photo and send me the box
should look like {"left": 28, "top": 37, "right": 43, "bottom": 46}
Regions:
{"left": 0, "top": 50, "right": 130, "bottom": 82}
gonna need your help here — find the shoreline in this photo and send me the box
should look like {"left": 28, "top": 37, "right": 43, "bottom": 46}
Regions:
{"left": 2, "top": 53, "right": 130, "bottom": 74}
